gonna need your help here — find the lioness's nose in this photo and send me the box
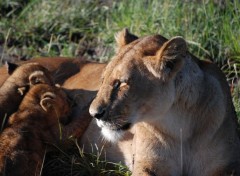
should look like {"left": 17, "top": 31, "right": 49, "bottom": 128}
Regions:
{"left": 89, "top": 106, "right": 106, "bottom": 119}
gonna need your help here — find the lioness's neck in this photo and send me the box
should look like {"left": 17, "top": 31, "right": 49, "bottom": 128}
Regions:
{"left": 144, "top": 56, "right": 226, "bottom": 141}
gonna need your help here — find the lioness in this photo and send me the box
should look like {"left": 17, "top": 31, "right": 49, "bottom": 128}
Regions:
{"left": 0, "top": 84, "right": 71, "bottom": 176}
{"left": 88, "top": 29, "right": 240, "bottom": 175}
{"left": 0, "top": 62, "right": 54, "bottom": 129}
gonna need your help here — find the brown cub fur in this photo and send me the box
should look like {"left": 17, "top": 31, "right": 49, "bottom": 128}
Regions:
{"left": 0, "top": 62, "right": 53, "bottom": 130}
{"left": 0, "top": 57, "right": 101, "bottom": 87}
{"left": 0, "top": 84, "right": 71, "bottom": 176}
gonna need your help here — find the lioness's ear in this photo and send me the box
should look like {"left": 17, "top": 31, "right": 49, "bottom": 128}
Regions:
{"left": 40, "top": 92, "right": 56, "bottom": 112}
{"left": 146, "top": 36, "right": 187, "bottom": 80}
{"left": 115, "top": 28, "right": 138, "bottom": 48}
{"left": 6, "top": 62, "right": 18, "bottom": 75}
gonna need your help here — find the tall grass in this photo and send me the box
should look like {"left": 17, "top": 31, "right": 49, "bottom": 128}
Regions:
{"left": 1, "top": 0, "right": 239, "bottom": 62}
{"left": 1, "top": 0, "right": 239, "bottom": 111}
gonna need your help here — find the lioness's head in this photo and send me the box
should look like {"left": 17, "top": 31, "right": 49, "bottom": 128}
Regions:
{"left": 89, "top": 29, "right": 189, "bottom": 141}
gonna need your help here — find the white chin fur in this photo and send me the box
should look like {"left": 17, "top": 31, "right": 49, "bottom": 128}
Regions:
{"left": 101, "top": 127, "right": 123, "bottom": 142}
{"left": 96, "top": 120, "right": 123, "bottom": 142}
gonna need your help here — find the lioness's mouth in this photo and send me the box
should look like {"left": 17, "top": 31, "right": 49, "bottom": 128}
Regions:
{"left": 117, "top": 122, "right": 131, "bottom": 131}
{"left": 97, "top": 120, "right": 132, "bottom": 142}
{"left": 96, "top": 119, "right": 132, "bottom": 131}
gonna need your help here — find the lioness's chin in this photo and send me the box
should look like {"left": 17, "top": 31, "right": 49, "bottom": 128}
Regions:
{"left": 96, "top": 119, "right": 131, "bottom": 142}
{"left": 101, "top": 127, "right": 124, "bottom": 142}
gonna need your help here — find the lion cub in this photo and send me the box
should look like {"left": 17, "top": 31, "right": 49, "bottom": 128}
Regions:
{"left": 0, "top": 62, "right": 54, "bottom": 129}
{"left": 0, "top": 84, "right": 71, "bottom": 176}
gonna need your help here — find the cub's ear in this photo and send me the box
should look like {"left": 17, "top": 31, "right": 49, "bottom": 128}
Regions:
{"left": 29, "top": 71, "right": 45, "bottom": 85}
{"left": 29, "top": 71, "right": 53, "bottom": 86}
{"left": 6, "top": 62, "right": 18, "bottom": 75}
{"left": 115, "top": 28, "right": 138, "bottom": 49}
{"left": 145, "top": 36, "right": 187, "bottom": 81}
{"left": 40, "top": 92, "right": 56, "bottom": 112}
{"left": 55, "top": 84, "right": 61, "bottom": 88}
{"left": 17, "top": 87, "right": 28, "bottom": 96}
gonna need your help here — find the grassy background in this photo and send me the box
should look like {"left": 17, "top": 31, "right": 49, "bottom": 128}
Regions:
{"left": 0, "top": 0, "right": 239, "bottom": 175}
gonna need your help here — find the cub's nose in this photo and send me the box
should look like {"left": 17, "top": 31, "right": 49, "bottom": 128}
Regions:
{"left": 89, "top": 106, "right": 106, "bottom": 119}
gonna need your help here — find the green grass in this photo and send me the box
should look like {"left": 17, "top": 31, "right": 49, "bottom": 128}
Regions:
{"left": 42, "top": 141, "right": 131, "bottom": 176}
{"left": 233, "top": 83, "right": 240, "bottom": 121}
{"left": 1, "top": 0, "right": 239, "bottom": 62}
{"left": 0, "top": 0, "right": 240, "bottom": 175}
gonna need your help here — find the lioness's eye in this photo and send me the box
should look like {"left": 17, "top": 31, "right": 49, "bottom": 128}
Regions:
{"left": 112, "top": 80, "right": 121, "bottom": 89}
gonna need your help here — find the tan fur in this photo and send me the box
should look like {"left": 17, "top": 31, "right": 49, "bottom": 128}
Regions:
{"left": 0, "top": 84, "right": 71, "bottom": 176}
{"left": 0, "top": 63, "right": 54, "bottom": 129}
{"left": 89, "top": 29, "right": 240, "bottom": 175}
{"left": 59, "top": 60, "right": 107, "bottom": 139}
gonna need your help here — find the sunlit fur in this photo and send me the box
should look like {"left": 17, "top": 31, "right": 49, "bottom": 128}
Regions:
{"left": 96, "top": 119, "right": 124, "bottom": 142}
{"left": 88, "top": 29, "right": 240, "bottom": 175}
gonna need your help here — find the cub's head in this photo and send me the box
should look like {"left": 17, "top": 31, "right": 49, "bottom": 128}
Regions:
{"left": 5, "top": 62, "right": 54, "bottom": 95}
{"left": 9, "top": 84, "right": 71, "bottom": 125}
{"left": 89, "top": 29, "right": 188, "bottom": 142}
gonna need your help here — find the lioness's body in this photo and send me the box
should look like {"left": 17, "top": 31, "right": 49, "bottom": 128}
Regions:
{"left": 0, "top": 57, "right": 85, "bottom": 86}
{"left": 0, "top": 57, "right": 106, "bottom": 91}
{"left": 0, "top": 84, "right": 71, "bottom": 176}
{"left": 89, "top": 30, "right": 240, "bottom": 175}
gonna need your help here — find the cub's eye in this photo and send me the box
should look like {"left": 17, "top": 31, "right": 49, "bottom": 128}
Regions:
{"left": 112, "top": 80, "right": 121, "bottom": 89}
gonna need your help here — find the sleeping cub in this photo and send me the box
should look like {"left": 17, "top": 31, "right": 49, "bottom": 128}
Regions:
{"left": 0, "top": 62, "right": 54, "bottom": 130}
{"left": 0, "top": 84, "right": 71, "bottom": 176}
